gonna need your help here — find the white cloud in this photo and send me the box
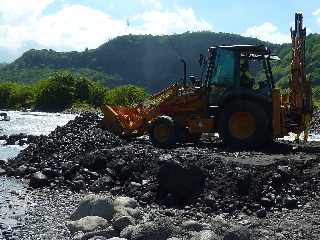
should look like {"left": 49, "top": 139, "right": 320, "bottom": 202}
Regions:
{"left": 32, "top": 4, "right": 129, "bottom": 51}
{"left": 313, "top": 8, "right": 320, "bottom": 26}
{"left": 313, "top": 8, "right": 320, "bottom": 16}
{"left": 0, "top": 2, "right": 213, "bottom": 61}
{"left": 243, "top": 22, "right": 290, "bottom": 44}
{"left": 0, "top": 0, "right": 54, "bottom": 23}
{"left": 131, "top": 8, "right": 213, "bottom": 35}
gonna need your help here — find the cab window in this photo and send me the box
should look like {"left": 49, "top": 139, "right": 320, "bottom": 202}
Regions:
{"left": 210, "top": 48, "right": 236, "bottom": 88}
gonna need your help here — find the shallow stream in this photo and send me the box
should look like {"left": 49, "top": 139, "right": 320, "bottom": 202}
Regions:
{"left": 0, "top": 111, "right": 76, "bottom": 237}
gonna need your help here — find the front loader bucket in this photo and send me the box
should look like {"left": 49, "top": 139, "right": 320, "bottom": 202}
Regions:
{"left": 100, "top": 83, "right": 179, "bottom": 137}
{"left": 100, "top": 105, "right": 124, "bottom": 135}
{"left": 100, "top": 105, "right": 146, "bottom": 136}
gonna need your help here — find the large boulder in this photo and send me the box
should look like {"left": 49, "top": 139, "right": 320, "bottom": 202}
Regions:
{"left": 223, "top": 227, "right": 250, "bottom": 240}
{"left": 113, "top": 197, "right": 140, "bottom": 220}
{"left": 70, "top": 196, "right": 115, "bottom": 221}
{"left": 77, "top": 227, "right": 119, "bottom": 240}
{"left": 112, "top": 215, "right": 135, "bottom": 231}
{"left": 120, "top": 220, "right": 174, "bottom": 240}
{"left": 29, "top": 171, "right": 48, "bottom": 188}
{"left": 114, "top": 197, "right": 138, "bottom": 209}
{"left": 158, "top": 160, "right": 205, "bottom": 198}
{"left": 181, "top": 220, "right": 203, "bottom": 232}
{"left": 190, "top": 230, "right": 220, "bottom": 240}
{"left": 66, "top": 216, "right": 109, "bottom": 233}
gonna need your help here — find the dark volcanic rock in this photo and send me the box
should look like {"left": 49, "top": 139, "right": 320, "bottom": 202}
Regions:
{"left": 223, "top": 226, "right": 250, "bottom": 240}
{"left": 256, "top": 208, "right": 267, "bottom": 218}
{"left": 5, "top": 133, "right": 27, "bottom": 145}
{"left": 120, "top": 220, "right": 174, "bottom": 240}
{"left": 158, "top": 159, "right": 205, "bottom": 199}
{"left": 6, "top": 112, "right": 320, "bottom": 221}
{"left": 29, "top": 171, "right": 48, "bottom": 188}
{"left": 283, "top": 196, "right": 298, "bottom": 209}
{"left": 0, "top": 167, "right": 6, "bottom": 175}
{"left": 90, "top": 176, "right": 114, "bottom": 192}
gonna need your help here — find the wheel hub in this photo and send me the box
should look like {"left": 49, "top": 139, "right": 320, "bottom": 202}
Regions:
{"left": 153, "top": 123, "right": 171, "bottom": 143}
{"left": 229, "top": 111, "right": 256, "bottom": 140}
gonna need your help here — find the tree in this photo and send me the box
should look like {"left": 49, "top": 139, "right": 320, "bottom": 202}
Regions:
{"left": 105, "top": 85, "right": 148, "bottom": 106}
{"left": 75, "top": 76, "right": 93, "bottom": 102}
{"left": 35, "top": 71, "right": 76, "bottom": 111}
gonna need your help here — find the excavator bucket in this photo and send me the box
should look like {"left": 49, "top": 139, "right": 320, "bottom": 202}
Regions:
{"left": 100, "top": 83, "right": 179, "bottom": 136}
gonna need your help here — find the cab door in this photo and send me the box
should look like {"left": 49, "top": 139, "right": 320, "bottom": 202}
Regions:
{"left": 208, "top": 48, "right": 238, "bottom": 105}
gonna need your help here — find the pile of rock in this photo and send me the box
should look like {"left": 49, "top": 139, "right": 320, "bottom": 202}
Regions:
{"left": 67, "top": 195, "right": 251, "bottom": 240}
{"left": 4, "top": 112, "right": 320, "bottom": 219}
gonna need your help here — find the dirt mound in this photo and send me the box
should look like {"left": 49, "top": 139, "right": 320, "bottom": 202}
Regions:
{"left": 4, "top": 112, "right": 320, "bottom": 218}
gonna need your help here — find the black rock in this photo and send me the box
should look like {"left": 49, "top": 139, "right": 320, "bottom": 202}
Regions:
{"left": 71, "top": 180, "right": 86, "bottom": 191}
{"left": 256, "top": 208, "right": 267, "bottom": 218}
{"left": 6, "top": 133, "right": 27, "bottom": 145}
{"left": 15, "top": 165, "right": 29, "bottom": 176}
{"left": 283, "top": 196, "right": 298, "bottom": 209}
{"left": 161, "top": 193, "right": 179, "bottom": 207}
{"left": 90, "top": 176, "right": 114, "bottom": 192}
{"left": 260, "top": 197, "right": 274, "bottom": 208}
{"left": 42, "top": 168, "right": 59, "bottom": 179}
{"left": 277, "top": 165, "right": 292, "bottom": 180}
{"left": 0, "top": 135, "right": 8, "bottom": 141}
{"left": 271, "top": 173, "right": 283, "bottom": 189}
{"left": 158, "top": 159, "right": 205, "bottom": 199}
{"left": 0, "top": 168, "right": 6, "bottom": 176}
{"left": 29, "top": 171, "right": 48, "bottom": 188}
{"left": 223, "top": 226, "right": 250, "bottom": 240}
{"left": 0, "top": 159, "right": 7, "bottom": 166}
{"left": 235, "top": 169, "right": 252, "bottom": 196}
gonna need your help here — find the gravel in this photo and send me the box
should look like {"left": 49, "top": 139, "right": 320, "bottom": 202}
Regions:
{"left": 1, "top": 112, "right": 320, "bottom": 239}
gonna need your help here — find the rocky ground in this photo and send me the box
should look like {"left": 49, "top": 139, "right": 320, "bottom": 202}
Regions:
{"left": 1, "top": 112, "right": 320, "bottom": 239}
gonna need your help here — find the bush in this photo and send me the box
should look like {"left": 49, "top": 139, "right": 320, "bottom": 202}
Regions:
{"left": 0, "top": 71, "right": 148, "bottom": 111}
{"left": 105, "top": 85, "right": 148, "bottom": 106}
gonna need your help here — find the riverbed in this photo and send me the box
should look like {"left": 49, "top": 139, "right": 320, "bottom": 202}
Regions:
{"left": 1, "top": 111, "right": 320, "bottom": 240}
{"left": 0, "top": 111, "right": 76, "bottom": 239}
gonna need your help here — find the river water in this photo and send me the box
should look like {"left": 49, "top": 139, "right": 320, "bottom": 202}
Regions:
{"left": 0, "top": 111, "right": 76, "bottom": 160}
{"left": 0, "top": 111, "right": 76, "bottom": 237}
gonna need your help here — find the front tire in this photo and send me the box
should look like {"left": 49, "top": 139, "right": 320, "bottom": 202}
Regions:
{"left": 218, "top": 100, "right": 270, "bottom": 147}
{"left": 149, "top": 116, "right": 177, "bottom": 148}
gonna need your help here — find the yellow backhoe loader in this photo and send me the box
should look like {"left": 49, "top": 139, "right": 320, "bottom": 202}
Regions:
{"left": 100, "top": 13, "right": 313, "bottom": 148}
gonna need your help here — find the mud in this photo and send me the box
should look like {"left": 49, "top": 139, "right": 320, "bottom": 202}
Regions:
{"left": 3, "top": 112, "right": 320, "bottom": 239}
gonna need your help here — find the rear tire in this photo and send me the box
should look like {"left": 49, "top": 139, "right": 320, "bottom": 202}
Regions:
{"left": 149, "top": 116, "right": 177, "bottom": 148}
{"left": 218, "top": 100, "right": 270, "bottom": 147}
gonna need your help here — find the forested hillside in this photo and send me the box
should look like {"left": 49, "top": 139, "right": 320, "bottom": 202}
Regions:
{"left": 0, "top": 32, "right": 278, "bottom": 92}
{"left": 272, "top": 34, "right": 320, "bottom": 88}
{"left": 1, "top": 31, "right": 320, "bottom": 94}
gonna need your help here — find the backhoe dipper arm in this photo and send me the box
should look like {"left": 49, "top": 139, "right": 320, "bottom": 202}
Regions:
{"left": 289, "top": 13, "right": 313, "bottom": 131}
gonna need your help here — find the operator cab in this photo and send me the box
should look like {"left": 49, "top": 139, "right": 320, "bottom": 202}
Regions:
{"left": 204, "top": 45, "right": 279, "bottom": 106}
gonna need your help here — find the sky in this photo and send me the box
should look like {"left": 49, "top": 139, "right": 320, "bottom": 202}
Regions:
{"left": 0, "top": 0, "right": 320, "bottom": 62}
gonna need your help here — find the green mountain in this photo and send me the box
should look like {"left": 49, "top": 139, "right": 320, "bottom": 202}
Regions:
{"left": 0, "top": 32, "right": 280, "bottom": 92}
